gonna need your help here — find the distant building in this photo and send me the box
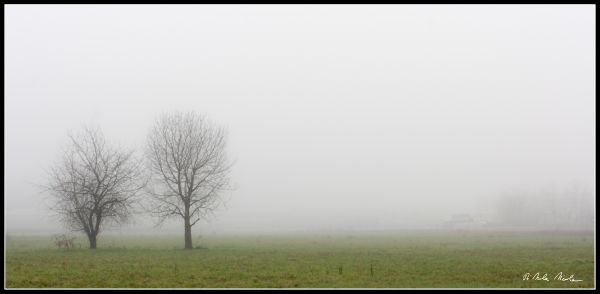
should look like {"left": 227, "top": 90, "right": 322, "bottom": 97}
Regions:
{"left": 443, "top": 214, "right": 488, "bottom": 230}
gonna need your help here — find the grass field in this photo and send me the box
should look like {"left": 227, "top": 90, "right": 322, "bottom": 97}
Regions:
{"left": 5, "top": 231, "right": 595, "bottom": 288}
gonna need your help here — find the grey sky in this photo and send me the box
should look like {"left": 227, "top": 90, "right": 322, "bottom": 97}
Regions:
{"left": 5, "top": 5, "right": 595, "bottom": 234}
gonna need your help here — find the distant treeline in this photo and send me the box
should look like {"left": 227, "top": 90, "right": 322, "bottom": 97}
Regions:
{"left": 496, "top": 185, "right": 594, "bottom": 230}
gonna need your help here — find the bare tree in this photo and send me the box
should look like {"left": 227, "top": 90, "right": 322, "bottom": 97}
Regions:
{"left": 146, "top": 111, "right": 231, "bottom": 249}
{"left": 46, "top": 125, "right": 145, "bottom": 249}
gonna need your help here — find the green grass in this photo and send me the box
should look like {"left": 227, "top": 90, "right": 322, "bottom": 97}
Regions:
{"left": 5, "top": 231, "right": 595, "bottom": 288}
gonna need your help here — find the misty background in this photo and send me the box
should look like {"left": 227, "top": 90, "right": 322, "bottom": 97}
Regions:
{"left": 5, "top": 5, "right": 595, "bottom": 235}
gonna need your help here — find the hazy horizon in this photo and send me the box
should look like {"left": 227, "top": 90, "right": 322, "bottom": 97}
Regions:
{"left": 5, "top": 5, "right": 595, "bottom": 235}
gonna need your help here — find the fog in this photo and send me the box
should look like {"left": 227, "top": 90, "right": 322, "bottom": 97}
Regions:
{"left": 5, "top": 5, "right": 595, "bottom": 235}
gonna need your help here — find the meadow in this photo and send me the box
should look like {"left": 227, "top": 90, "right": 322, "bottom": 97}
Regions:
{"left": 5, "top": 231, "right": 595, "bottom": 288}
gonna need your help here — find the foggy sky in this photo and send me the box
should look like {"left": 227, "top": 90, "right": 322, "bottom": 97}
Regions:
{"left": 5, "top": 5, "right": 595, "bottom": 234}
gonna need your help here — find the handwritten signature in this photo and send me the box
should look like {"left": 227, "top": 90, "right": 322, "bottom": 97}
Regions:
{"left": 522, "top": 272, "right": 582, "bottom": 282}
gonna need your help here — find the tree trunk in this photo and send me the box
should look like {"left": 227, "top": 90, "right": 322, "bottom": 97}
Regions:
{"left": 184, "top": 222, "right": 193, "bottom": 249}
{"left": 89, "top": 233, "right": 97, "bottom": 249}
{"left": 184, "top": 205, "right": 193, "bottom": 249}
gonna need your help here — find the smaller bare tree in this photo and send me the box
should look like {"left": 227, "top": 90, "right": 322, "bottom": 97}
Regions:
{"left": 46, "top": 125, "right": 146, "bottom": 249}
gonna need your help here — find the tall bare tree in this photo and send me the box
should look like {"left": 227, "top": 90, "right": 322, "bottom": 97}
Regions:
{"left": 46, "top": 125, "right": 145, "bottom": 249}
{"left": 146, "top": 111, "right": 231, "bottom": 249}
